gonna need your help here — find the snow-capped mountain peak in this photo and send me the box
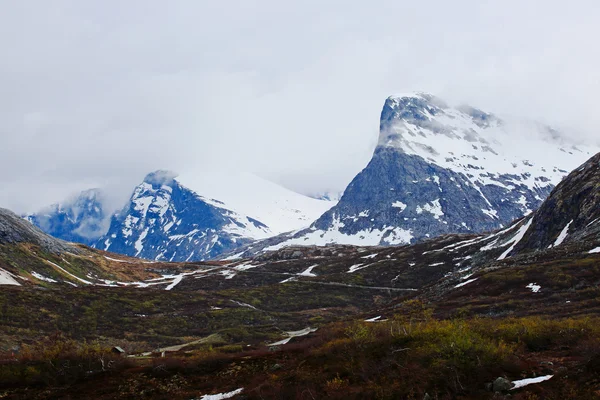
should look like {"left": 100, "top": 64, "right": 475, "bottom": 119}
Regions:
{"left": 378, "top": 93, "right": 598, "bottom": 210}
{"left": 98, "top": 171, "right": 275, "bottom": 261}
{"left": 233, "top": 93, "right": 600, "bottom": 255}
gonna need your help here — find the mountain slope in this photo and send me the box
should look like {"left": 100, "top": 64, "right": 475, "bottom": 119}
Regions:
{"left": 508, "top": 151, "right": 600, "bottom": 255}
{"left": 175, "top": 171, "right": 336, "bottom": 235}
{"left": 0, "top": 207, "right": 175, "bottom": 287}
{"left": 97, "top": 171, "right": 274, "bottom": 261}
{"left": 245, "top": 93, "right": 598, "bottom": 253}
{"left": 1, "top": 208, "right": 79, "bottom": 255}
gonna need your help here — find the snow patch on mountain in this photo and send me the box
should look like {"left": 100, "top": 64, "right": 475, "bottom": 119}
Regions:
{"left": 264, "top": 213, "right": 413, "bottom": 252}
{"left": 551, "top": 220, "right": 573, "bottom": 247}
{"left": 498, "top": 217, "right": 534, "bottom": 260}
{"left": 0, "top": 268, "right": 21, "bottom": 286}
{"left": 176, "top": 172, "right": 336, "bottom": 235}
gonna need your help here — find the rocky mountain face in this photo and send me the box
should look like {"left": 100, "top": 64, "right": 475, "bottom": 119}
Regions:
{"left": 509, "top": 151, "right": 600, "bottom": 255}
{"left": 1, "top": 207, "right": 79, "bottom": 254}
{"left": 97, "top": 171, "right": 272, "bottom": 261}
{"left": 25, "top": 189, "right": 107, "bottom": 246}
{"left": 242, "top": 93, "right": 598, "bottom": 254}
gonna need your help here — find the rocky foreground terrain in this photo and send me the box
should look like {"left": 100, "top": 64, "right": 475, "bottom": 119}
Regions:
{"left": 0, "top": 153, "right": 599, "bottom": 399}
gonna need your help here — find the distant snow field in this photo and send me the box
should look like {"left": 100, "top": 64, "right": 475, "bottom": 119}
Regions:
{"left": 176, "top": 172, "right": 336, "bottom": 235}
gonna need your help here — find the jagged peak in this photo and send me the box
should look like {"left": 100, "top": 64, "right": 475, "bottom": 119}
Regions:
{"left": 385, "top": 92, "right": 448, "bottom": 109}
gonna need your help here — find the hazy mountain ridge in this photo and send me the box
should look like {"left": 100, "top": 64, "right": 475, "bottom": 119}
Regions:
{"left": 24, "top": 93, "right": 599, "bottom": 262}
{"left": 24, "top": 188, "right": 108, "bottom": 246}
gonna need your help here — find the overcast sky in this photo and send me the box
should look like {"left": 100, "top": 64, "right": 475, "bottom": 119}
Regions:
{"left": 2, "top": 1, "right": 600, "bottom": 213}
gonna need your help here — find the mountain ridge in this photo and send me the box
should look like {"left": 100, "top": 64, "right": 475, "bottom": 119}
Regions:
{"left": 231, "top": 93, "right": 599, "bottom": 256}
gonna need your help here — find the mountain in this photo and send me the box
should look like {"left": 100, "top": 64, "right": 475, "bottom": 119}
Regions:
{"left": 239, "top": 93, "right": 599, "bottom": 254}
{"left": 25, "top": 171, "right": 336, "bottom": 262}
{"left": 96, "top": 171, "right": 335, "bottom": 262}
{"left": 25, "top": 188, "right": 108, "bottom": 246}
{"left": 96, "top": 171, "right": 268, "bottom": 261}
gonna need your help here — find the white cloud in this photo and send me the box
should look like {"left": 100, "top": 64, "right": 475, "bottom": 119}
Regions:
{"left": 1, "top": 1, "right": 600, "bottom": 213}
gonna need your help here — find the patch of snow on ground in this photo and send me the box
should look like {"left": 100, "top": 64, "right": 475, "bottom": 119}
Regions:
{"left": 104, "top": 256, "right": 128, "bottom": 263}
{"left": 497, "top": 218, "right": 534, "bottom": 260}
{"left": 268, "top": 327, "right": 317, "bottom": 346}
{"left": 511, "top": 375, "right": 553, "bottom": 390}
{"left": 220, "top": 269, "right": 236, "bottom": 280}
{"left": 347, "top": 263, "right": 369, "bottom": 273}
{"left": 455, "top": 278, "right": 478, "bottom": 288}
{"left": 31, "top": 272, "right": 57, "bottom": 283}
{"left": 199, "top": 388, "right": 244, "bottom": 400}
{"left": 298, "top": 264, "right": 318, "bottom": 277}
{"left": 526, "top": 283, "right": 541, "bottom": 293}
{"left": 365, "top": 316, "right": 388, "bottom": 322}
{"left": 0, "top": 268, "right": 21, "bottom": 286}
{"left": 231, "top": 300, "right": 257, "bottom": 310}
{"left": 46, "top": 260, "right": 93, "bottom": 285}
{"left": 589, "top": 247, "right": 600, "bottom": 254}
{"left": 165, "top": 275, "right": 184, "bottom": 290}
{"left": 552, "top": 220, "right": 573, "bottom": 247}
{"left": 233, "top": 263, "right": 259, "bottom": 271}
{"left": 361, "top": 253, "right": 378, "bottom": 259}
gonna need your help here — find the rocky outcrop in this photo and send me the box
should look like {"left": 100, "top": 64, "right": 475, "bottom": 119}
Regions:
{"left": 0, "top": 208, "right": 79, "bottom": 254}
{"left": 511, "top": 152, "right": 600, "bottom": 254}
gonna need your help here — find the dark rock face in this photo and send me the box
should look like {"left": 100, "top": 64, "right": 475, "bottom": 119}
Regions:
{"left": 25, "top": 189, "right": 107, "bottom": 246}
{"left": 97, "top": 172, "right": 269, "bottom": 262}
{"left": 311, "top": 147, "right": 552, "bottom": 244}
{"left": 0, "top": 208, "right": 79, "bottom": 254}
{"left": 513, "top": 152, "right": 600, "bottom": 253}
